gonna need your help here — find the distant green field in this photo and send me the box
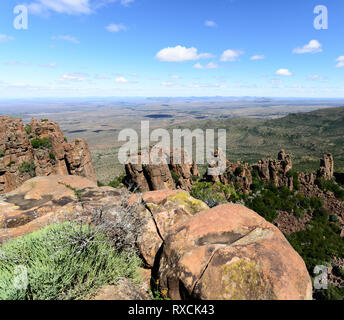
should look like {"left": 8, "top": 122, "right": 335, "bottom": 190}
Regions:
{"left": 170, "top": 106, "right": 344, "bottom": 173}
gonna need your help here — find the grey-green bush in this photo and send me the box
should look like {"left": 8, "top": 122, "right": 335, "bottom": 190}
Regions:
{"left": 0, "top": 222, "right": 142, "bottom": 300}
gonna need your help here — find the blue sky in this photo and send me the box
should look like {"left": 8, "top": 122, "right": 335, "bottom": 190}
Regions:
{"left": 0, "top": 0, "right": 343, "bottom": 98}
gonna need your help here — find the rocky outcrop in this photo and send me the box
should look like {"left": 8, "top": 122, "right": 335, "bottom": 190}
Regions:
{"left": 158, "top": 204, "right": 312, "bottom": 300}
{"left": 124, "top": 149, "right": 199, "bottom": 192}
{"left": 318, "top": 154, "right": 334, "bottom": 180}
{"left": 206, "top": 160, "right": 252, "bottom": 194}
{"left": 0, "top": 117, "right": 96, "bottom": 194}
{"left": 251, "top": 149, "right": 293, "bottom": 190}
{"left": 205, "top": 149, "right": 293, "bottom": 193}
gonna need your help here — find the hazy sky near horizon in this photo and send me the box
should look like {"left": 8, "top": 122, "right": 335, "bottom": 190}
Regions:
{"left": 0, "top": 0, "right": 344, "bottom": 98}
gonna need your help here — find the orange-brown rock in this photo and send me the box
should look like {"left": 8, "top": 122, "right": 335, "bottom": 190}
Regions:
{"left": 318, "top": 153, "right": 334, "bottom": 180}
{"left": 124, "top": 149, "right": 199, "bottom": 192}
{"left": 252, "top": 149, "right": 293, "bottom": 190}
{"left": 136, "top": 190, "right": 209, "bottom": 268}
{"left": 158, "top": 204, "right": 312, "bottom": 300}
{"left": 0, "top": 116, "right": 96, "bottom": 194}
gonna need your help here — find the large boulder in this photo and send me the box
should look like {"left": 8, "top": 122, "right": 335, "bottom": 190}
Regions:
{"left": 136, "top": 190, "right": 209, "bottom": 268}
{"left": 158, "top": 203, "right": 312, "bottom": 300}
{"left": 0, "top": 116, "right": 96, "bottom": 194}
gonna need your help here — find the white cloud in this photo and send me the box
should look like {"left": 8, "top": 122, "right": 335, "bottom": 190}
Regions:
{"left": 193, "top": 62, "right": 219, "bottom": 69}
{"left": 60, "top": 73, "right": 89, "bottom": 81}
{"left": 0, "top": 34, "right": 15, "bottom": 43}
{"left": 221, "top": 49, "right": 244, "bottom": 62}
{"left": 250, "top": 55, "right": 265, "bottom": 60}
{"left": 52, "top": 35, "right": 80, "bottom": 44}
{"left": 115, "top": 76, "right": 129, "bottom": 83}
{"left": 27, "top": 0, "right": 134, "bottom": 16}
{"left": 28, "top": 0, "right": 92, "bottom": 15}
{"left": 6, "top": 61, "right": 31, "bottom": 66}
{"left": 120, "top": 0, "right": 134, "bottom": 5}
{"left": 156, "top": 45, "right": 213, "bottom": 62}
{"left": 38, "top": 62, "right": 56, "bottom": 68}
{"left": 293, "top": 40, "right": 322, "bottom": 54}
{"left": 106, "top": 23, "right": 127, "bottom": 32}
{"left": 336, "top": 56, "right": 344, "bottom": 68}
{"left": 170, "top": 75, "right": 181, "bottom": 79}
{"left": 309, "top": 75, "right": 327, "bottom": 81}
{"left": 161, "top": 81, "right": 177, "bottom": 87}
{"left": 205, "top": 20, "right": 217, "bottom": 27}
{"left": 276, "top": 69, "right": 292, "bottom": 76}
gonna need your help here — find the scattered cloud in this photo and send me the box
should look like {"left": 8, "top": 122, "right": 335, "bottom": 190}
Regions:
{"left": 205, "top": 20, "right": 217, "bottom": 27}
{"left": 221, "top": 49, "right": 244, "bottom": 62}
{"left": 193, "top": 62, "right": 219, "bottom": 69}
{"left": 170, "top": 75, "right": 181, "bottom": 79}
{"left": 336, "top": 56, "right": 344, "bottom": 68}
{"left": 309, "top": 75, "right": 327, "bottom": 81}
{"left": 6, "top": 61, "right": 31, "bottom": 66}
{"left": 59, "top": 73, "right": 89, "bottom": 81}
{"left": 250, "top": 55, "right": 265, "bottom": 60}
{"left": 156, "top": 45, "right": 213, "bottom": 62}
{"left": 106, "top": 23, "right": 127, "bottom": 32}
{"left": 161, "top": 81, "right": 177, "bottom": 87}
{"left": 52, "top": 35, "right": 80, "bottom": 44}
{"left": 115, "top": 76, "right": 129, "bottom": 83}
{"left": 27, "top": 0, "right": 133, "bottom": 16}
{"left": 28, "top": 0, "right": 92, "bottom": 15}
{"left": 0, "top": 34, "right": 15, "bottom": 43}
{"left": 120, "top": 0, "right": 134, "bottom": 6}
{"left": 275, "top": 69, "right": 292, "bottom": 76}
{"left": 293, "top": 40, "right": 322, "bottom": 54}
{"left": 38, "top": 62, "right": 56, "bottom": 68}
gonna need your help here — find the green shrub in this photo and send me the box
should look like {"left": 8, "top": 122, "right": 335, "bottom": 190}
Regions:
{"left": 41, "top": 119, "right": 49, "bottom": 122}
{"left": 108, "top": 175, "right": 125, "bottom": 189}
{"left": 329, "top": 215, "right": 339, "bottom": 223}
{"left": 31, "top": 137, "right": 52, "bottom": 149}
{"left": 313, "top": 285, "right": 344, "bottom": 301}
{"left": 24, "top": 124, "right": 32, "bottom": 135}
{"left": 191, "top": 181, "right": 236, "bottom": 208}
{"left": 316, "top": 178, "right": 344, "bottom": 200}
{"left": 0, "top": 222, "right": 142, "bottom": 300}
{"left": 170, "top": 171, "right": 181, "bottom": 185}
{"left": 287, "top": 215, "right": 344, "bottom": 273}
{"left": 49, "top": 152, "right": 56, "bottom": 161}
{"left": 0, "top": 150, "right": 5, "bottom": 158}
{"left": 18, "top": 161, "right": 36, "bottom": 177}
{"left": 7, "top": 161, "right": 15, "bottom": 167}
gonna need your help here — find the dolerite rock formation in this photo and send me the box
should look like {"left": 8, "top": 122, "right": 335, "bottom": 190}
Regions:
{"left": 206, "top": 159, "right": 253, "bottom": 194}
{"left": 251, "top": 149, "right": 293, "bottom": 190}
{"left": 205, "top": 149, "right": 293, "bottom": 194}
{"left": 124, "top": 149, "right": 199, "bottom": 192}
{"left": 0, "top": 116, "right": 96, "bottom": 194}
{"left": 318, "top": 153, "right": 334, "bottom": 180}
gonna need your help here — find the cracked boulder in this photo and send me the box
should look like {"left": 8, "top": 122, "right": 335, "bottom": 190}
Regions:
{"left": 158, "top": 203, "right": 312, "bottom": 300}
{"left": 136, "top": 190, "right": 209, "bottom": 268}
